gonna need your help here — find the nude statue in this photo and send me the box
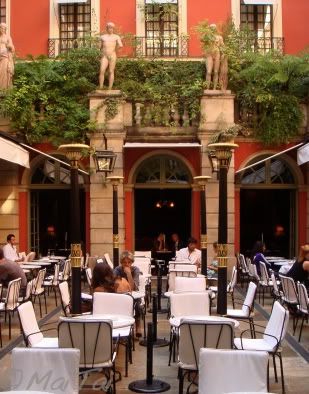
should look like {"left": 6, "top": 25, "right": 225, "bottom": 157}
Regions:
{"left": 205, "top": 24, "right": 228, "bottom": 90}
{"left": 0, "top": 23, "right": 14, "bottom": 90}
{"left": 99, "top": 22, "right": 123, "bottom": 90}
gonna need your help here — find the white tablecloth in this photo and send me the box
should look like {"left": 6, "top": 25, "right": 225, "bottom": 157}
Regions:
{"left": 73, "top": 314, "right": 135, "bottom": 329}
{"left": 169, "top": 315, "right": 239, "bottom": 328}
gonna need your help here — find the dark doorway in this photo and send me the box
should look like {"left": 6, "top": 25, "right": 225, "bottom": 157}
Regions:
{"left": 240, "top": 189, "right": 295, "bottom": 258}
{"left": 134, "top": 189, "right": 191, "bottom": 251}
{"left": 31, "top": 189, "right": 85, "bottom": 256}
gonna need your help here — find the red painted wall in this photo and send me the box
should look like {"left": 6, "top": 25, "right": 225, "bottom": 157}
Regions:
{"left": 100, "top": 0, "right": 136, "bottom": 35}
{"left": 187, "top": 0, "right": 231, "bottom": 56}
{"left": 11, "top": 0, "right": 50, "bottom": 58}
{"left": 282, "top": 0, "right": 309, "bottom": 54}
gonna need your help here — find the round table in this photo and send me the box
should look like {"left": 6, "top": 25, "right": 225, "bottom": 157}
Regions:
{"left": 169, "top": 315, "right": 239, "bottom": 328}
{"left": 20, "top": 264, "right": 41, "bottom": 270}
{"left": 73, "top": 314, "right": 135, "bottom": 329}
{"left": 23, "top": 261, "right": 52, "bottom": 266}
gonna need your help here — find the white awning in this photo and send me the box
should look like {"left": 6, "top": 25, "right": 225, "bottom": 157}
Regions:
{"left": 243, "top": 0, "right": 276, "bottom": 4}
{"left": 56, "top": 0, "right": 87, "bottom": 4}
{"left": 124, "top": 142, "right": 201, "bottom": 148}
{"left": 0, "top": 136, "right": 29, "bottom": 168}
{"left": 297, "top": 143, "right": 309, "bottom": 165}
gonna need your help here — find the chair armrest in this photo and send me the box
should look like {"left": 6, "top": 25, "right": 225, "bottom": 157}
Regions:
{"left": 112, "top": 334, "right": 121, "bottom": 362}
{"left": 239, "top": 329, "right": 279, "bottom": 350}
{"left": 26, "top": 327, "right": 57, "bottom": 341}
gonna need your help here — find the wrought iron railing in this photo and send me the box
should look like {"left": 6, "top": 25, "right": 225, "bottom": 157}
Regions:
{"left": 48, "top": 37, "right": 100, "bottom": 58}
{"left": 243, "top": 36, "right": 285, "bottom": 55}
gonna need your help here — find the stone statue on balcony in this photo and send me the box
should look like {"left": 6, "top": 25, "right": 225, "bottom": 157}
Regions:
{"left": 99, "top": 22, "right": 123, "bottom": 90}
{"left": 205, "top": 24, "right": 228, "bottom": 91}
{"left": 0, "top": 23, "right": 15, "bottom": 90}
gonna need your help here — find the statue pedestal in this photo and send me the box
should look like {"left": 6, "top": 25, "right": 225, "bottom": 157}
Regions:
{"left": 199, "top": 89, "right": 235, "bottom": 131}
{"left": 89, "top": 89, "right": 130, "bottom": 131}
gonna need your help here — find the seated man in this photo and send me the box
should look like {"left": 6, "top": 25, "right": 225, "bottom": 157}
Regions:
{"left": 3, "top": 233, "right": 24, "bottom": 263}
{"left": 177, "top": 237, "right": 201, "bottom": 267}
{"left": 0, "top": 247, "right": 27, "bottom": 294}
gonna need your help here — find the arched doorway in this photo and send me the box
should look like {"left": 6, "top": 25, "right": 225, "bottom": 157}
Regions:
{"left": 29, "top": 154, "right": 86, "bottom": 256}
{"left": 133, "top": 154, "right": 193, "bottom": 250}
{"left": 237, "top": 154, "right": 297, "bottom": 258}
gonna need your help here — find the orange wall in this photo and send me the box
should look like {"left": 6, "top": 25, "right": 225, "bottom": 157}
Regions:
{"left": 100, "top": 0, "right": 136, "bottom": 34}
{"left": 282, "top": 0, "right": 309, "bottom": 54}
{"left": 11, "top": 0, "right": 50, "bottom": 58}
{"left": 187, "top": 0, "right": 231, "bottom": 56}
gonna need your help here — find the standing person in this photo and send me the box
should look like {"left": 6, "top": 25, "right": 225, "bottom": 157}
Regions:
{"left": 250, "top": 240, "right": 271, "bottom": 276}
{"left": 0, "top": 23, "right": 14, "bottom": 90}
{"left": 177, "top": 237, "right": 201, "bottom": 267}
{"left": 0, "top": 248, "right": 27, "bottom": 293}
{"left": 287, "top": 244, "right": 309, "bottom": 288}
{"left": 99, "top": 22, "right": 123, "bottom": 90}
{"left": 3, "top": 234, "right": 23, "bottom": 263}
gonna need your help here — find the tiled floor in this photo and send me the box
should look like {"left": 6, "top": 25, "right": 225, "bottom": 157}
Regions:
{"left": 0, "top": 279, "right": 308, "bottom": 393}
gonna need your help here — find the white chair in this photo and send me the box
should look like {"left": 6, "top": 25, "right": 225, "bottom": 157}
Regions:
{"left": 238, "top": 253, "right": 249, "bottom": 286}
{"left": 93, "top": 292, "right": 134, "bottom": 377}
{"left": 24, "top": 251, "right": 36, "bottom": 262}
{"left": 234, "top": 301, "right": 289, "bottom": 393}
{"left": 295, "top": 282, "right": 309, "bottom": 341}
{"left": 58, "top": 316, "right": 117, "bottom": 393}
{"left": 104, "top": 253, "right": 114, "bottom": 269}
{"left": 174, "top": 277, "right": 206, "bottom": 293}
{"left": 270, "top": 270, "right": 282, "bottom": 305}
{"left": 198, "top": 348, "right": 269, "bottom": 394}
{"left": 0, "top": 278, "right": 21, "bottom": 339}
{"left": 44, "top": 263, "right": 60, "bottom": 306}
{"left": 134, "top": 250, "right": 151, "bottom": 258}
{"left": 85, "top": 267, "right": 92, "bottom": 289}
{"left": 279, "top": 274, "right": 298, "bottom": 331}
{"left": 31, "top": 268, "right": 47, "bottom": 317}
{"left": 225, "top": 281, "right": 257, "bottom": 337}
{"left": 168, "top": 269, "right": 197, "bottom": 292}
{"left": 11, "top": 347, "right": 80, "bottom": 394}
{"left": 248, "top": 259, "right": 260, "bottom": 283}
{"left": 18, "top": 278, "right": 34, "bottom": 304}
{"left": 17, "top": 301, "right": 58, "bottom": 347}
{"left": 59, "top": 259, "right": 71, "bottom": 282}
{"left": 209, "top": 266, "right": 237, "bottom": 308}
{"left": 178, "top": 320, "right": 234, "bottom": 393}
{"left": 258, "top": 261, "right": 272, "bottom": 306}
{"left": 59, "top": 281, "right": 71, "bottom": 316}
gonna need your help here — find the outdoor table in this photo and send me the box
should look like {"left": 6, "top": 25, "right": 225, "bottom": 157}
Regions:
{"left": 23, "top": 261, "right": 52, "bottom": 266}
{"left": 73, "top": 313, "right": 135, "bottom": 329}
{"left": 169, "top": 315, "right": 239, "bottom": 329}
{"left": 273, "top": 260, "right": 294, "bottom": 266}
{"left": 45, "top": 255, "right": 66, "bottom": 261}
{"left": 20, "top": 264, "right": 41, "bottom": 270}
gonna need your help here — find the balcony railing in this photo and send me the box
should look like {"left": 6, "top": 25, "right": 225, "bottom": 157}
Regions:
{"left": 242, "top": 36, "right": 285, "bottom": 55}
{"left": 48, "top": 37, "right": 100, "bottom": 58}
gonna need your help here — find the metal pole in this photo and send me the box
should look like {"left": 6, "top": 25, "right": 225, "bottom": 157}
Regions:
{"left": 146, "top": 322, "right": 153, "bottom": 385}
{"left": 112, "top": 184, "right": 119, "bottom": 267}
{"left": 200, "top": 185, "right": 207, "bottom": 276}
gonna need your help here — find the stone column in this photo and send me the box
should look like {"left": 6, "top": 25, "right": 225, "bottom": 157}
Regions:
{"left": 88, "top": 90, "right": 128, "bottom": 257}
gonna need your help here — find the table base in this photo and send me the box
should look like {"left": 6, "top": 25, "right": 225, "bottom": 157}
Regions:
{"left": 129, "top": 379, "right": 170, "bottom": 393}
{"left": 139, "top": 338, "right": 169, "bottom": 348}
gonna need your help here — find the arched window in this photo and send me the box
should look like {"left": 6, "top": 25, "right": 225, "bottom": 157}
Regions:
{"left": 135, "top": 155, "right": 191, "bottom": 186}
{"left": 238, "top": 155, "right": 295, "bottom": 186}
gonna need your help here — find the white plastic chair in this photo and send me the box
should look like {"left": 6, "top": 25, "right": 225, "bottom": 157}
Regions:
{"left": 104, "top": 253, "right": 114, "bottom": 269}
{"left": 59, "top": 281, "right": 71, "bottom": 316}
{"left": 279, "top": 274, "right": 298, "bottom": 332}
{"left": 0, "top": 278, "right": 21, "bottom": 339}
{"left": 174, "top": 277, "right": 206, "bottom": 293}
{"left": 198, "top": 348, "right": 269, "bottom": 393}
{"left": 234, "top": 301, "right": 289, "bottom": 393}
{"left": 209, "top": 266, "right": 237, "bottom": 308}
{"left": 44, "top": 263, "right": 60, "bottom": 306}
{"left": 258, "top": 261, "right": 272, "bottom": 305}
{"left": 11, "top": 347, "right": 80, "bottom": 394}
{"left": 178, "top": 320, "right": 234, "bottom": 393}
{"left": 168, "top": 269, "right": 197, "bottom": 292}
{"left": 225, "top": 281, "right": 257, "bottom": 337}
{"left": 58, "top": 316, "right": 117, "bottom": 393}
{"left": 17, "top": 301, "right": 58, "bottom": 347}
{"left": 59, "top": 259, "right": 71, "bottom": 282}
{"left": 85, "top": 267, "right": 92, "bottom": 289}
{"left": 31, "top": 268, "right": 47, "bottom": 317}
{"left": 93, "top": 292, "right": 134, "bottom": 377}
{"left": 134, "top": 250, "right": 151, "bottom": 258}
{"left": 295, "top": 282, "right": 309, "bottom": 341}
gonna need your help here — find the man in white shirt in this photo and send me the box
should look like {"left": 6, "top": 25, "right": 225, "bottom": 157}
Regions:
{"left": 177, "top": 237, "right": 201, "bottom": 267}
{"left": 3, "top": 234, "right": 23, "bottom": 262}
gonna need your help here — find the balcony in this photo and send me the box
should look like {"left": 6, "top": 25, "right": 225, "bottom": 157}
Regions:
{"left": 242, "top": 36, "right": 285, "bottom": 55}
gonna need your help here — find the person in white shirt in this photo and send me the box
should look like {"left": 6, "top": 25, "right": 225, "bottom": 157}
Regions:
{"left": 177, "top": 237, "right": 201, "bottom": 267}
{"left": 3, "top": 233, "right": 23, "bottom": 263}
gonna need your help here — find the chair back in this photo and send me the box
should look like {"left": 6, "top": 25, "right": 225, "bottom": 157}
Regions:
{"left": 23, "top": 278, "right": 35, "bottom": 302}
{"left": 59, "top": 281, "right": 71, "bottom": 316}
{"left": 11, "top": 347, "right": 80, "bottom": 394}
{"left": 133, "top": 259, "right": 151, "bottom": 276}
{"left": 297, "top": 282, "right": 309, "bottom": 314}
{"left": 227, "top": 266, "right": 237, "bottom": 292}
{"left": 174, "top": 277, "right": 206, "bottom": 293}
{"left": 169, "top": 260, "right": 191, "bottom": 270}
{"left": 134, "top": 250, "right": 151, "bottom": 258}
{"left": 241, "top": 281, "right": 257, "bottom": 316}
{"left": 248, "top": 260, "right": 260, "bottom": 281}
{"left": 83, "top": 253, "right": 89, "bottom": 269}
{"left": 17, "top": 301, "right": 43, "bottom": 346}
{"left": 138, "top": 275, "right": 147, "bottom": 293}
{"left": 85, "top": 267, "right": 92, "bottom": 287}
{"left": 25, "top": 251, "right": 36, "bottom": 262}
{"left": 260, "top": 261, "right": 270, "bottom": 284}
{"left": 279, "top": 274, "right": 298, "bottom": 304}
{"left": 264, "top": 301, "right": 289, "bottom": 350}
{"left": 58, "top": 317, "right": 113, "bottom": 369}
{"left": 103, "top": 253, "right": 114, "bottom": 269}
{"left": 61, "top": 259, "right": 71, "bottom": 281}
{"left": 198, "top": 348, "right": 268, "bottom": 394}
{"left": 168, "top": 269, "right": 197, "bottom": 291}
{"left": 178, "top": 320, "right": 234, "bottom": 370}
{"left": 170, "top": 292, "right": 210, "bottom": 317}
{"left": 239, "top": 253, "right": 249, "bottom": 274}
{"left": 5, "top": 278, "right": 21, "bottom": 310}
{"left": 270, "top": 270, "right": 280, "bottom": 297}
{"left": 52, "top": 263, "right": 60, "bottom": 286}
{"left": 32, "top": 268, "right": 46, "bottom": 295}
{"left": 93, "top": 292, "right": 134, "bottom": 316}
{"left": 169, "top": 264, "right": 197, "bottom": 273}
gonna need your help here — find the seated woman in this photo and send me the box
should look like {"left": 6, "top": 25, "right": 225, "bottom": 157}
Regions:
{"left": 92, "top": 260, "right": 131, "bottom": 293}
{"left": 287, "top": 244, "right": 309, "bottom": 289}
{"left": 251, "top": 241, "right": 271, "bottom": 276}
{"left": 207, "top": 242, "right": 218, "bottom": 279}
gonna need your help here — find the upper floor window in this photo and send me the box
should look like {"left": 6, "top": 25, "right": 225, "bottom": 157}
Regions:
{"left": 0, "top": 0, "right": 6, "bottom": 23}
{"left": 145, "top": 0, "right": 179, "bottom": 57}
{"left": 59, "top": 0, "right": 91, "bottom": 53}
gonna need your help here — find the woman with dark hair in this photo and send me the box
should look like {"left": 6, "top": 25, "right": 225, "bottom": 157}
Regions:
{"left": 251, "top": 241, "right": 271, "bottom": 276}
{"left": 92, "top": 260, "right": 130, "bottom": 293}
{"left": 287, "top": 244, "right": 309, "bottom": 288}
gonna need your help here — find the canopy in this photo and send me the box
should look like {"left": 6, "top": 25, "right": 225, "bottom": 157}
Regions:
{"left": 242, "top": 0, "right": 276, "bottom": 5}
{"left": 56, "top": 0, "right": 87, "bottom": 4}
{"left": 297, "top": 143, "right": 309, "bottom": 165}
{"left": 0, "top": 136, "right": 29, "bottom": 168}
